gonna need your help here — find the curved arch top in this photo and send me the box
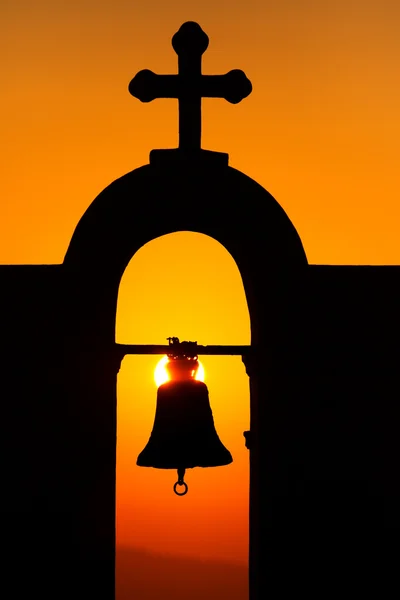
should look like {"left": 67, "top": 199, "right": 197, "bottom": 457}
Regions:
{"left": 65, "top": 162, "right": 307, "bottom": 272}
{"left": 63, "top": 162, "right": 308, "bottom": 345}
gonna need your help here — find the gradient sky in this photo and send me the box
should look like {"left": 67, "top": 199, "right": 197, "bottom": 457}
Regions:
{"left": 2, "top": 0, "right": 400, "bottom": 265}
{"left": 116, "top": 232, "right": 250, "bottom": 566}
{"left": 2, "top": 0, "right": 400, "bottom": 596}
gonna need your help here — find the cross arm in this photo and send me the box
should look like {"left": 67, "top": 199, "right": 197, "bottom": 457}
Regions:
{"left": 201, "top": 70, "right": 252, "bottom": 104}
{"left": 129, "top": 69, "right": 252, "bottom": 104}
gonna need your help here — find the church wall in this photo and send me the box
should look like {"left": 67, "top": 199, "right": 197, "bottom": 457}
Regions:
{"left": 0, "top": 263, "right": 118, "bottom": 597}
{"left": 254, "top": 264, "right": 400, "bottom": 597}
{"left": 1, "top": 246, "right": 399, "bottom": 598}
{"left": 0, "top": 265, "right": 64, "bottom": 511}
{"left": 0, "top": 265, "right": 76, "bottom": 594}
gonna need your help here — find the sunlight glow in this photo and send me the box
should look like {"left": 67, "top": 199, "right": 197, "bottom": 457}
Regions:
{"left": 154, "top": 355, "right": 205, "bottom": 387}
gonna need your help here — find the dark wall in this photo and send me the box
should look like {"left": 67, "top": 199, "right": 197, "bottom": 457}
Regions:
{"left": 256, "top": 265, "right": 400, "bottom": 597}
{"left": 1, "top": 162, "right": 399, "bottom": 599}
{"left": 0, "top": 265, "right": 63, "bottom": 511}
{"left": 0, "top": 265, "right": 116, "bottom": 598}
{"left": 0, "top": 265, "right": 73, "bottom": 594}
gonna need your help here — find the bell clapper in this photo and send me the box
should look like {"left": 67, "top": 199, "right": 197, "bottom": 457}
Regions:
{"left": 173, "top": 467, "right": 188, "bottom": 496}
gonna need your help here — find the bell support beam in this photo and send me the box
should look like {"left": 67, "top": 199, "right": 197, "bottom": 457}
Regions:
{"left": 116, "top": 344, "right": 252, "bottom": 357}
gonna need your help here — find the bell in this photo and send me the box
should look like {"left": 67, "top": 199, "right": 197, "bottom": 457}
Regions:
{"left": 137, "top": 355, "right": 232, "bottom": 494}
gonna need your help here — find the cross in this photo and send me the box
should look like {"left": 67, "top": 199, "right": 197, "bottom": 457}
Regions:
{"left": 128, "top": 21, "right": 252, "bottom": 152}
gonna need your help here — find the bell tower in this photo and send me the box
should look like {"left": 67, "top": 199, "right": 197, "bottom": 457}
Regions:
{"left": 62, "top": 21, "right": 307, "bottom": 599}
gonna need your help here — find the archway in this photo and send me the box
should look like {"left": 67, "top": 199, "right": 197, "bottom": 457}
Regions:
{"left": 62, "top": 160, "right": 307, "bottom": 599}
{"left": 115, "top": 231, "right": 251, "bottom": 599}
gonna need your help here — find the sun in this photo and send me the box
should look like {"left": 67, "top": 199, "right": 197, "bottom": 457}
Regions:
{"left": 154, "top": 356, "right": 205, "bottom": 387}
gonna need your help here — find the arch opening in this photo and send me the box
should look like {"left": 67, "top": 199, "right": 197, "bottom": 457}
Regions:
{"left": 115, "top": 231, "right": 251, "bottom": 600}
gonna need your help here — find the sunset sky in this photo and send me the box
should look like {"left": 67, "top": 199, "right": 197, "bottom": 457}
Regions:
{"left": 2, "top": 0, "right": 400, "bottom": 597}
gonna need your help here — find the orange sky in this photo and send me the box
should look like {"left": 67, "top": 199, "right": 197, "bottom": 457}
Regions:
{"left": 116, "top": 232, "right": 250, "bottom": 565}
{"left": 1, "top": 0, "right": 400, "bottom": 595}
{"left": 2, "top": 0, "right": 400, "bottom": 266}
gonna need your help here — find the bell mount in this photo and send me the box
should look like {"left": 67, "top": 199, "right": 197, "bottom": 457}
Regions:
{"left": 116, "top": 337, "right": 251, "bottom": 359}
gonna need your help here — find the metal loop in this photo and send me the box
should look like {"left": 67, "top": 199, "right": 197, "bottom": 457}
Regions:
{"left": 173, "top": 481, "right": 188, "bottom": 496}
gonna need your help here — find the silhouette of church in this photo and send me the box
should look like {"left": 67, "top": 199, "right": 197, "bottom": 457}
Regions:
{"left": 1, "top": 21, "right": 399, "bottom": 600}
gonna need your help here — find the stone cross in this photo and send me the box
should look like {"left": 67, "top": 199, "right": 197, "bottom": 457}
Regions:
{"left": 129, "top": 21, "right": 252, "bottom": 152}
